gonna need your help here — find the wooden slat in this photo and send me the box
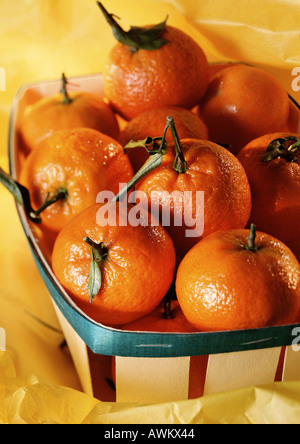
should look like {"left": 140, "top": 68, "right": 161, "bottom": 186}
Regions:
{"left": 204, "top": 347, "right": 282, "bottom": 395}
{"left": 116, "top": 356, "right": 191, "bottom": 403}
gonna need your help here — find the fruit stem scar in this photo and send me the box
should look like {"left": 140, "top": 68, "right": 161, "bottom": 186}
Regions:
{"left": 262, "top": 136, "right": 300, "bottom": 163}
{"left": 163, "top": 291, "right": 175, "bottom": 320}
{"left": 167, "top": 116, "right": 188, "bottom": 174}
{"left": 60, "top": 73, "right": 73, "bottom": 104}
{"left": 83, "top": 237, "right": 109, "bottom": 258}
{"left": 31, "top": 188, "right": 68, "bottom": 219}
{"left": 245, "top": 223, "right": 259, "bottom": 252}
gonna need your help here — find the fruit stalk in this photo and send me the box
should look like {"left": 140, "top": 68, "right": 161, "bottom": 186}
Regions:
{"left": 115, "top": 116, "right": 188, "bottom": 202}
{"left": 60, "top": 73, "right": 72, "bottom": 104}
{"left": 262, "top": 136, "right": 300, "bottom": 163}
{"left": 246, "top": 223, "right": 259, "bottom": 252}
{"left": 32, "top": 188, "right": 68, "bottom": 218}
{"left": 167, "top": 116, "right": 188, "bottom": 174}
{"left": 114, "top": 118, "right": 171, "bottom": 202}
{"left": 0, "top": 166, "right": 68, "bottom": 224}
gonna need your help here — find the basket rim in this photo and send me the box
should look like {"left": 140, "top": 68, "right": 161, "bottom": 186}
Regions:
{"left": 8, "top": 71, "right": 300, "bottom": 358}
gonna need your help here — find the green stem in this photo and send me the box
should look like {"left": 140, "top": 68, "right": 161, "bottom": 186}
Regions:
{"left": 162, "top": 290, "right": 175, "bottom": 320}
{"left": 262, "top": 136, "right": 300, "bottom": 163}
{"left": 96, "top": 1, "right": 168, "bottom": 52}
{"left": 0, "top": 167, "right": 68, "bottom": 224}
{"left": 31, "top": 188, "right": 68, "bottom": 219}
{"left": 245, "top": 224, "right": 259, "bottom": 252}
{"left": 167, "top": 116, "right": 188, "bottom": 174}
{"left": 0, "top": 166, "right": 41, "bottom": 223}
{"left": 60, "top": 73, "right": 72, "bottom": 104}
{"left": 83, "top": 237, "right": 108, "bottom": 258}
{"left": 114, "top": 118, "right": 171, "bottom": 202}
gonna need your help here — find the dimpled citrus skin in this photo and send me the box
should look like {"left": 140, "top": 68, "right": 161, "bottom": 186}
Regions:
{"left": 121, "top": 300, "right": 198, "bottom": 333}
{"left": 20, "top": 127, "right": 133, "bottom": 234}
{"left": 19, "top": 91, "right": 121, "bottom": 152}
{"left": 105, "top": 25, "right": 209, "bottom": 120}
{"left": 237, "top": 132, "right": 300, "bottom": 259}
{"left": 176, "top": 229, "right": 300, "bottom": 332}
{"left": 52, "top": 203, "right": 176, "bottom": 326}
{"left": 198, "top": 64, "right": 290, "bottom": 155}
{"left": 136, "top": 139, "right": 252, "bottom": 258}
{"left": 121, "top": 106, "right": 208, "bottom": 172}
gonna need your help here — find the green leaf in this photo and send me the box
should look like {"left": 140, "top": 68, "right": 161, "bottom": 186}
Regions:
{"left": 262, "top": 136, "right": 300, "bottom": 163}
{"left": 88, "top": 248, "right": 102, "bottom": 303}
{"left": 124, "top": 136, "right": 165, "bottom": 154}
{"left": 97, "top": 2, "right": 168, "bottom": 51}
{"left": 114, "top": 151, "right": 164, "bottom": 203}
{"left": 0, "top": 167, "right": 41, "bottom": 223}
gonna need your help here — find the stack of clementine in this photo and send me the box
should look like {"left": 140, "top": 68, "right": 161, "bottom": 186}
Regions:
{"left": 4, "top": 1, "right": 299, "bottom": 339}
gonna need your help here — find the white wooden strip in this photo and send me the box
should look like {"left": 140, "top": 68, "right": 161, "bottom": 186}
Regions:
{"left": 52, "top": 302, "right": 93, "bottom": 397}
{"left": 204, "top": 347, "right": 282, "bottom": 396}
{"left": 0, "top": 328, "right": 5, "bottom": 351}
{"left": 116, "top": 356, "right": 191, "bottom": 403}
{"left": 282, "top": 345, "right": 300, "bottom": 382}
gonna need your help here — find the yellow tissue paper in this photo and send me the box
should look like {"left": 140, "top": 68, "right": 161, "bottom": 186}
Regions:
{"left": 0, "top": 0, "right": 300, "bottom": 424}
{"left": 1, "top": 351, "right": 300, "bottom": 424}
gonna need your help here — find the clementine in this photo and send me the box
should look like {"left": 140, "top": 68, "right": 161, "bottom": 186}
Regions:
{"left": 197, "top": 64, "right": 290, "bottom": 155}
{"left": 19, "top": 73, "right": 120, "bottom": 153}
{"left": 237, "top": 132, "right": 300, "bottom": 260}
{"left": 176, "top": 225, "right": 300, "bottom": 332}
{"left": 98, "top": 2, "right": 209, "bottom": 120}
{"left": 121, "top": 106, "right": 208, "bottom": 173}
{"left": 122, "top": 117, "right": 252, "bottom": 258}
{"left": 52, "top": 202, "right": 176, "bottom": 326}
{"left": 121, "top": 299, "right": 198, "bottom": 333}
{"left": 19, "top": 127, "right": 133, "bottom": 235}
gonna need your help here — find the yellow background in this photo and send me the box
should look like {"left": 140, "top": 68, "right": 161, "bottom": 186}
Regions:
{"left": 1, "top": 0, "right": 300, "bottom": 424}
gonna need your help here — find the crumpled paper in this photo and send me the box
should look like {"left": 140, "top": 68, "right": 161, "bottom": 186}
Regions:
{"left": 1, "top": 351, "right": 300, "bottom": 424}
{"left": 0, "top": 0, "right": 300, "bottom": 425}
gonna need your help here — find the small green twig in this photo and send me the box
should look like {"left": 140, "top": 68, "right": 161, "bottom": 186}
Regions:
{"left": 114, "top": 118, "right": 171, "bottom": 202}
{"left": 167, "top": 116, "right": 188, "bottom": 174}
{"left": 245, "top": 224, "right": 259, "bottom": 252}
{"left": 60, "top": 73, "right": 73, "bottom": 104}
{"left": 31, "top": 188, "right": 68, "bottom": 219}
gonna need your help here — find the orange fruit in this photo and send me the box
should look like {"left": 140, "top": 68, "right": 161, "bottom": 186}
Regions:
{"left": 99, "top": 3, "right": 209, "bottom": 120}
{"left": 121, "top": 106, "right": 208, "bottom": 173}
{"left": 237, "top": 132, "right": 300, "bottom": 260}
{"left": 52, "top": 202, "right": 176, "bottom": 326}
{"left": 176, "top": 225, "right": 300, "bottom": 332}
{"left": 19, "top": 127, "right": 133, "bottom": 235}
{"left": 282, "top": 101, "right": 300, "bottom": 133}
{"left": 121, "top": 299, "right": 198, "bottom": 333}
{"left": 19, "top": 74, "right": 120, "bottom": 153}
{"left": 134, "top": 129, "right": 252, "bottom": 258}
{"left": 197, "top": 64, "right": 290, "bottom": 155}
